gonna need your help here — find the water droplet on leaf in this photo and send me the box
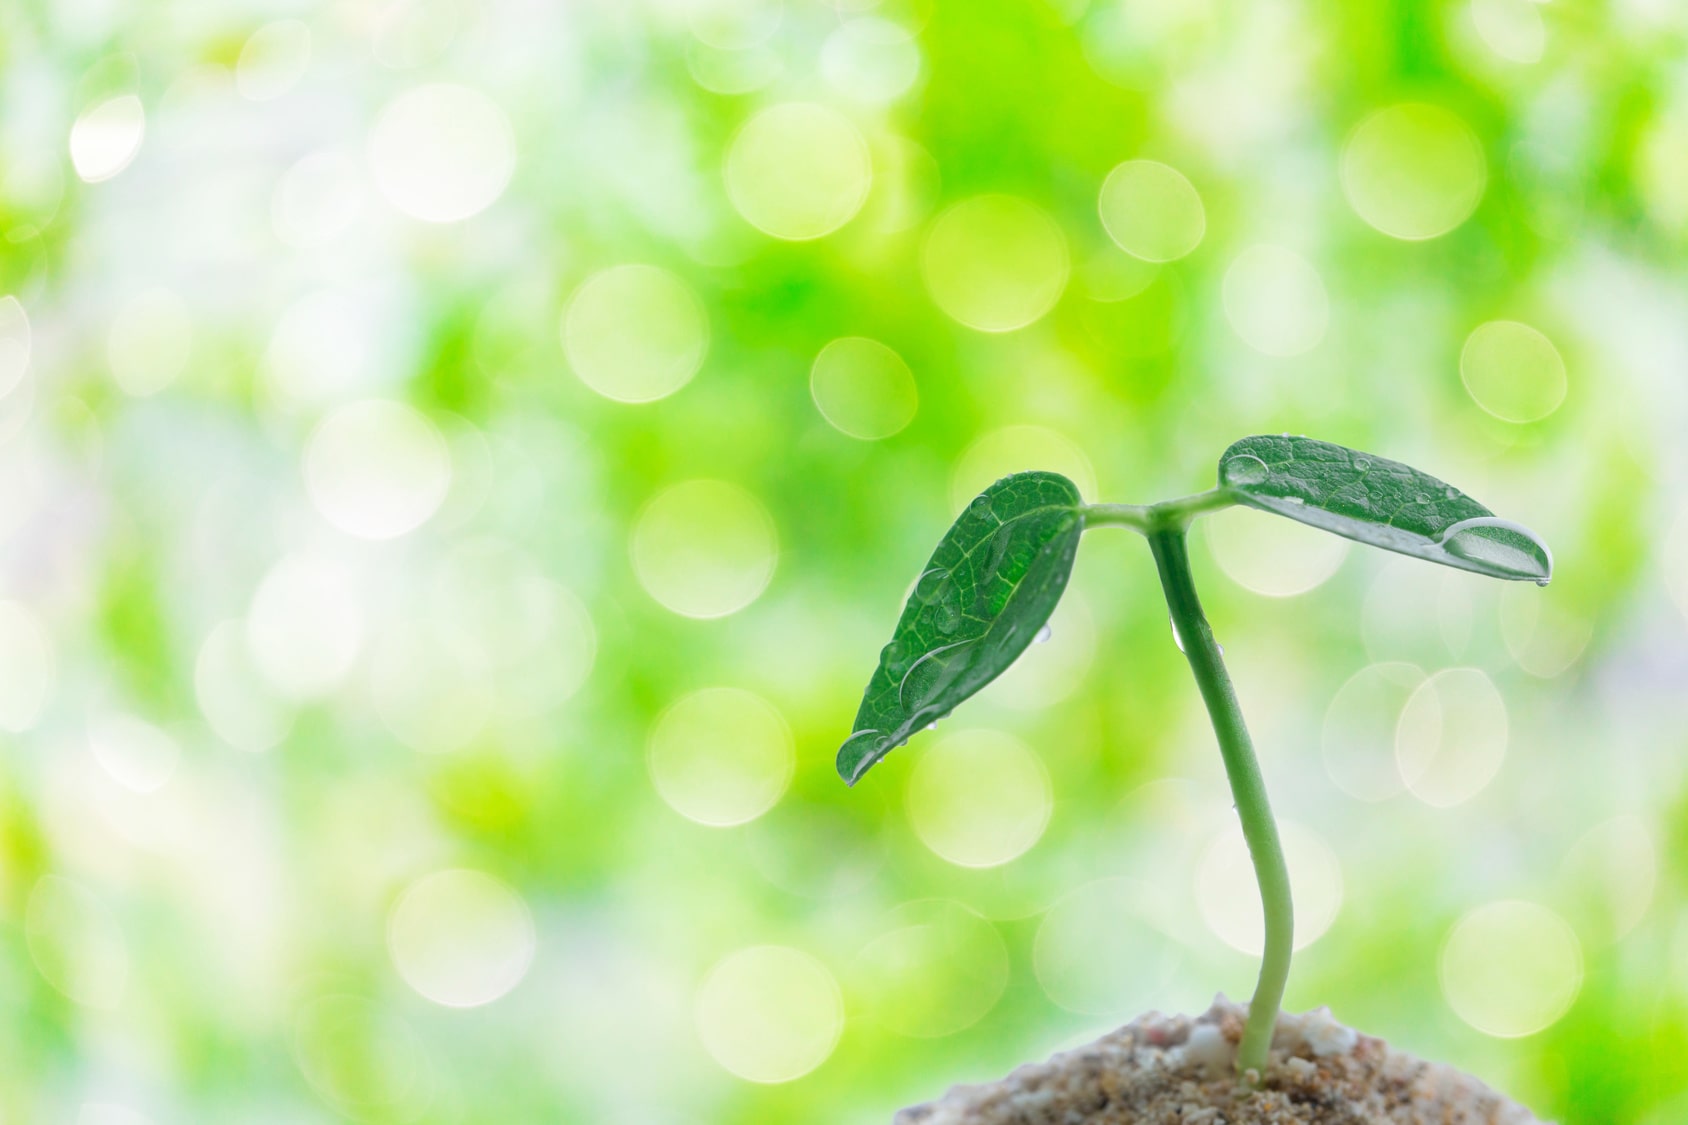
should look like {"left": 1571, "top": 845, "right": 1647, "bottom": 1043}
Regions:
{"left": 1438, "top": 517, "right": 1553, "bottom": 582}
{"left": 1222, "top": 453, "right": 1270, "bottom": 487}
{"left": 936, "top": 603, "right": 961, "bottom": 634}
{"left": 1169, "top": 614, "right": 1186, "bottom": 653}
{"left": 1353, "top": 458, "right": 1371, "bottom": 472}
{"left": 915, "top": 568, "right": 948, "bottom": 603}
{"left": 969, "top": 494, "right": 993, "bottom": 518}
{"left": 1034, "top": 623, "right": 1052, "bottom": 644}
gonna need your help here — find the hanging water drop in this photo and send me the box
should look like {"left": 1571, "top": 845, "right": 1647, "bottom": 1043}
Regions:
{"left": 1035, "top": 623, "right": 1053, "bottom": 644}
{"left": 1437, "top": 516, "right": 1553, "bottom": 583}
{"left": 1169, "top": 615, "right": 1186, "bottom": 653}
{"left": 926, "top": 722, "right": 938, "bottom": 731}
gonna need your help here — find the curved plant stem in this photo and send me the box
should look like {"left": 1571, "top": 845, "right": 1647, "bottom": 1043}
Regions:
{"left": 1146, "top": 522, "right": 1293, "bottom": 1081}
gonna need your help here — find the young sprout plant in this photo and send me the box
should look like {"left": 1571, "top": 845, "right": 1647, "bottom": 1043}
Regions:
{"left": 837, "top": 434, "right": 1552, "bottom": 1082}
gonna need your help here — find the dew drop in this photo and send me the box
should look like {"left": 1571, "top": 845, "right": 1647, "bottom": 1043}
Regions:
{"left": 1415, "top": 494, "right": 1431, "bottom": 505}
{"left": 915, "top": 568, "right": 948, "bottom": 603}
{"left": 1168, "top": 615, "right": 1186, "bottom": 654}
{"left": 1035, "top": 623, "right": 1053, "bottom": 644}
{"left": 1221, "top": 453, "right": 1270, "bottom": 487}
{"left": 1353, "top": 458, "right": 1371, "bottom": 472}
{"left": 926, "top": 722, "right": 938, "bottom": 731}
{"left": 936, "top": 603, "right": 962, "bottom": 634}
{"left": 1438, "top": 517, "right": 1553, "bottom": 583}
{"left": 969, "top": 494, "right": 994, "bottom": 519}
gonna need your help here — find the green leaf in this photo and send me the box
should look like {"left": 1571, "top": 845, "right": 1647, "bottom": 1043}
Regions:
{"left": 837, "top": 471, "right": 1084, "bottom": 786}
{"left": 1217, "top": 435, "right": 1553, "bottom": 584}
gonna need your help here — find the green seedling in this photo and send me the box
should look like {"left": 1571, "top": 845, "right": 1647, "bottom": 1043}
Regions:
{"left": 837, "top": 434, "right": 1552, "bottom": 1081}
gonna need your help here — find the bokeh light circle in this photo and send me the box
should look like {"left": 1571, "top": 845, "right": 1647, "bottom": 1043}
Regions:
{"left": 0, "top": 599, "right": 53, "bottom": 732}
{"left": 371, "top": 618, "right": 493, "bottom": 754}
{"left": 852, "top": 899, "right": 1008, "bottom": 1037}
{"left": 921, "top": 195, "right": 1069, "bottom": 332}
{"left": 1098, "top": 160, "right": 1205, "bottom": 262}
{"left": 273, "top": 149, "right": 365, "bottom": 248}
{"left": 1034, "top": 877, "right": 1186, "bottom": 1016}
{"left": 1341, "top": 103, "right": 1486, "bottom": 240}
{"left": 235, "top": 19, "right": 312, "bottom": 101}
{"left": 695, "top": 945, "right": 843, "bottom": 1083}
{"left": 1562, "top": 815, "right": 1657, "bottom": 947}
{"left": 0, "top": 296, "right": 29, "bottom": 400}
{"left": 108, "top": 288, "right": 193, "bottom": 397}
{"left": 305, "top": 400, "right": 452, "bottom": 540}
{"left": 1440, "top": 900, "right": 1581, "bottom": 1037}
{"left": 821, "top": 18, "right": 922, "bottom": 105}
{"left": 293, "top": 995, "right": 430, "bottom": 1118}
{"left": 1395, "top": 667, "right": 1508, "bottom": 808}
{"left": 725, "top": 102, "right": 872, "bottom": 241}
{"left": 809, "top": 336, "right": 918, "bottom": 440}
{"left": 647, "top": 687, "right": 793, "bottom": 826}
{"left": 246, "top": 554, "right": 364, "bottom": 702}
{"left": 70, "top": 96, "right": 145, "bottom": 183}
{"left": 1321, "top": 663, "right": 1422, "bottom": 802}
{"left": 25, "top": 875, "right": 129, "bottom": 1009}
{"left": 1459, "top": 320, "right": 1567, "bottom": 423}
{"left": 195, "top": 620, "right": 292, "bottom": 753}
{"left": 631, "top": 479, "right": 778, "bottom": 618}
{"left": 1471, "top": 0, "right": 1546, "bottom": 64}
{"left": 1221, "top": 245, "right": 1329, "bottom": 356}
{"left": 1204, "top": 505, "right": 1350, "bottom": 597}
{"left": 563, "top": 265, "right": 708, "bottom": 404}
{"left": 369, "top": 83, "right": 515, "bottom": 222}
{"left": 89, "top": 714, "right": 180, "bottom": 794}
{"left": 388, "top": 868, "right": 535, "bottom": 1007}
{"left": 76, "top": 1105, "right": 150, "bottom": 1125}
{"left": 950, "top": 424, "right": 1097, "bottom": 510}
{"left": 904, "top": 729, "right": 1051, "bottom": 868}
{"left": 1196, "top": 820, "right": 1344, "bottom": 954}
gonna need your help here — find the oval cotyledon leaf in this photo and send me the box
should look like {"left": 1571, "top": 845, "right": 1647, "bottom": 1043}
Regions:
{"left": 1218, "top": 435, "right": 1552, "bottom": 584}
{"left": 837, "top": 471, "right": 1084, "bottom": 786}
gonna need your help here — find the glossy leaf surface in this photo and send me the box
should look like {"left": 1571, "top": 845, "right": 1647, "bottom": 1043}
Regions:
{"left": 837, "top": 472, "right": 1083, "bottom": 785}
{"left": 1217, "top": 435, "right": 1552, "bottom": 583}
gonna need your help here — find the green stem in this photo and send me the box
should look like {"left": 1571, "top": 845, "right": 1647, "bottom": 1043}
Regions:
{"left": 1083, "top": 488, "right": 1233, "bottom": 533}
{"left": 1145, "top": 522, "right": 1293, "bottom": 1081}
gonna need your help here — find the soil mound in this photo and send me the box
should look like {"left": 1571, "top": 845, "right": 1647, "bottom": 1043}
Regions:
{"left": 896, "top": 997, "right": 1544, "bottom": 1125}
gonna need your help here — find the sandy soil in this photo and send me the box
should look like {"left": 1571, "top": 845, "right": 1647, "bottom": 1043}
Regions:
{"left": 895, "top": 997, "right": 1546, "bottom": 1124}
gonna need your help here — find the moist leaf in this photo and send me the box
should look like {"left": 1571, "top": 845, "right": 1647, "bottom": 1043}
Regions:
{"left": 1217, "top": 435, "right": 1552, "bottom": 583}
{"left": 837, "top": 471, "right": 1083, "bottom": 785}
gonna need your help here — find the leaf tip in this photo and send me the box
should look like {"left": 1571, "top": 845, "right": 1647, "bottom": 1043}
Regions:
{"left": 836, "top": 729, "right": 885, "bottom": 787}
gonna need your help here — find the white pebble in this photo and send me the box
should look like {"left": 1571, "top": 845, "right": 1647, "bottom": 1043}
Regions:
{"left": 1301, "top": 1007, "right": 1358, "bottom": 1057}
{"left": 1180, "top": 1023, "right": 1233, "bottom": 1074}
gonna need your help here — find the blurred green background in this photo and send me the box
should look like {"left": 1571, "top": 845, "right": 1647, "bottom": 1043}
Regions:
{"left": 3, "top": 0, "right": 1688, "bottom": 1121}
